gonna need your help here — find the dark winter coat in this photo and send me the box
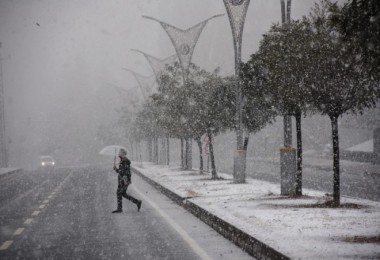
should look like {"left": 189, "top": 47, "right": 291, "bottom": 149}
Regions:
{"left": 115, "top": 157, "right": 131, "bottom": 186}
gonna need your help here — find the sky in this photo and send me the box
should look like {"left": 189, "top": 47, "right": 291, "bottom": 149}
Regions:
{"left": 0, "top": 0, "right": 345, "bottom": 167}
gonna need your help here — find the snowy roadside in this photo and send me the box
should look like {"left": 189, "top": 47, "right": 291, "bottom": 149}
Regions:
{"left": 133, "top": 162, "right": 380, "bottom": 260}
{"left": 249, "top": 155, "right": 380, "bottom": 175}
{"left": 0, "top": 168, "right": 21, "bottom": 178}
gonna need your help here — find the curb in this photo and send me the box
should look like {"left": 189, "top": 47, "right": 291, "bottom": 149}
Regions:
{"left": 0, "top": 168, "right": 22, "bottom": 179}
{"left": 132, "top": 166, "right": 290, "bottom": 260}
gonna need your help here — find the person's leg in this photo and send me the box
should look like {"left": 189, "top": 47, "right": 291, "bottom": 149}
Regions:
{"left": 112, "top": 186, "right": 123, "bottom": 213}
{"left": 122, "top": 184, "right": 142, "bottom": 211}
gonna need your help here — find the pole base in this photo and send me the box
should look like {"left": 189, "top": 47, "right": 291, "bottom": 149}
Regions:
{"left": 280, "top": 147, "right": 297, "bottom": 195}
{"left": 233, "top": 149, "right": 246, "bottom": 183}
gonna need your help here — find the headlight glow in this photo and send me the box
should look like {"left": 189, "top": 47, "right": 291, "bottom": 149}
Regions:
{"left": 41, "top": 162, "right": 45, "bottom": 166}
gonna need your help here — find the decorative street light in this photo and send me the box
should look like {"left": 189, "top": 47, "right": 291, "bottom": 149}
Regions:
{"left": 123, "top": 69, "right": 157, "bottom": 163}
{"left": 278, "top": 0, "right": 298, "bottom": 196}
{"left": 131, "top": 49, "right": 178, "bottom": 86}
{"left": 142, "top": 14, "right": 223, "bottom": 84}
{"left": 143, "top": 14, "right": 224, "bottom": 170}
{"left": 0, "top": 42, "right": 7, "bottom": 167}
{"left": 223, "top": 0, "right": 251, "bottom": 183}
{"left": 281, "top": 0, "right": 292, "bottom": 147}
{"left": 131, "top": 49, "right": 179, "bottom": 166}
{"left": 122, "top": 69, "right": 157, "bottom": 102}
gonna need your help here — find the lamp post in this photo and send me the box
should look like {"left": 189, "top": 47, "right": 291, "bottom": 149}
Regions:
{"left": 124, "top": 69, "right": 158, "bottom": 163}
{"left": 278, "top": 0, "right": 298, "bottom": 196}
{"left": 131, "top": 49, "right": 178, "bottom": 165}
{"left": 223, "top": 0, "right": 251, "bottom": 183}
{"left": 143, "top": 14, "right": 223, "bottom": 170}
{"left": 0, "top": 42, "right": 7, "bottom": 167}
{"left": 281, "top": 0, "right": 293, "bottom": 148}
{"left": 131, "top": 49, "right": 178, "bottom": 86}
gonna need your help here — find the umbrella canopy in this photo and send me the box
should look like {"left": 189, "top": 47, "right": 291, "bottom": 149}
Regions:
{"left": 99, "top": 145, "right": 128, "bottom": 156}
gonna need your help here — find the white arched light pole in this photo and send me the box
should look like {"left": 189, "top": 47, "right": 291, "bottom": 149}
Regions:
{"left": 223, "top": 0, "right": 250, "bottom": 183}
{"left": 123, "top": 69, "right": 158, "bottom": 163}
{"left": 279, "top": 0, "right": 298, "bottom": 196}
{"left": 122, "top": 69, "right": 156, "bottom": 102}
{"left": 131, "top": 49, "right": 179, "bottom": 166}
{"left": 143, "top": 14, "right": 224, "bottom": 170}
{"left": 131, "top": 49, "right": 178, "bottom": 86}
{"left": 281, "top": 0, "right": 292, "bottom": 147}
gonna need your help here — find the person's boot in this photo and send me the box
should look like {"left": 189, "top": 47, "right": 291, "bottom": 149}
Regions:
{"left": 112, "top": 209, "right": 122, "bottom": 213}
{"left": 137, "top": 200, "right": 142, "bottom": 212}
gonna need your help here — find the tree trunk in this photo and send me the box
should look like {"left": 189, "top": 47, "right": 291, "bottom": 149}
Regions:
{"left": 153, "top": 136, "right": 159, "bottom": 164}
{"left": 243, "top": 132, "right": 250, "bottom": 151}
{"left": 147, "top": 138, "right": 152, "bottom": 162}
{"left": 207, "top": 129, "right": 217, "bottom": 179}
{"left": 180, "top": 138, "right": 185, "bottom": 169}
{"left": 185, "top": 138, "right": 193, "bottom": 170}
{"left": 159, "top": 138, "right": 166, "bottom": 164}
{"left": 166, "top": 137, "right": 170, "bottom": 165}
{"left": 130, "top": 140, "right": 134, "bottom": 161}
{"left": 196, "top": 138, "right": 203, "bottom": 174}
{"left": 330, "top": 114, "right": 340, "bottom": 206}
{"left": 185, "top": 138, "right": 192, "bottom": 170}
{"left": 295, "top": 112, "right": 303, "bottom": 196}
{"left": 135, "top": 141, "right": 138, "bottom": 162}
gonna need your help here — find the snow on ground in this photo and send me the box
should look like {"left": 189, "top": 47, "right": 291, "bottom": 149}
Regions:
{"left": 346, "top": 139, "right": 373, "bottom": 152}
{"left": 134, "top": 163, "right": 380, "bottom": 260}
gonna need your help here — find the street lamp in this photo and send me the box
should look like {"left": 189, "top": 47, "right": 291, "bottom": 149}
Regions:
{"left": 278, "top": 0, "right": 298, "bottom": 196}
{"left": 131, "top": 49, "right": 179, "bottom": 165}
{"left": 223, "top": 0, "right": 251, "bottom": 183}
{"left": 122, "top": 69, "right": 156, "bottom": 102}
{"left": 281, "top": 0, "right": 292, "bottom": 147}
{"left": 131, "top": 49, "right": 178, "bottom": 86}
{"left": 123, "top": 69, "right": 158, "bottom": 163}
{"left": 143, "top": 14, "right": 223, "bottom": 170}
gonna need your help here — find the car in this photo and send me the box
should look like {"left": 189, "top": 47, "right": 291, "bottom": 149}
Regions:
{"left": 39, "top": 155, "right": 55, "bottom": 168}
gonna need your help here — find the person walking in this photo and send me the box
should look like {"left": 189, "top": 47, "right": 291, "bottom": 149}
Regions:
{"left": 112, "top": 148, "right": 142, "bottom": 213}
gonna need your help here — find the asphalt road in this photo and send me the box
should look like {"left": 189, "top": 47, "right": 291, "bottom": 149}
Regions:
{"left": 0, "top": 167, "right": 253, "bottom": 260}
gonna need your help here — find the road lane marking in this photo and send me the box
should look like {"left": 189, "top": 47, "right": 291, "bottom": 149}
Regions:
{"left": 43, "top": 200, "right": 49, "bottom": 204}
{"left": 32, "top": 211, "right": 40, "bottom": 216}
{"left": 24, "top": 218, "right": 33, "bottom": 225}
{"left": 51, "top": 192, "right": 56, "bottom": 195}
{"left": 13, "top": 228, "right": 24, "bottom": 235}
{"left": 39, "top": 204, "right": 45, "bottom": 209}
{"left": 133, "top": 188, "right": 212, "bottom": 260}
{"left": 48, "top": 195, "right": 53, "bottom": 199}
{"left": 0, "top": 240, "right": 13, "bottom": 250}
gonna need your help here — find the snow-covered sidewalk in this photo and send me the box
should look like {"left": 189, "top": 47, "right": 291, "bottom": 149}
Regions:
{"left": 133, "top": 162, "right": 380, "bottom": 260}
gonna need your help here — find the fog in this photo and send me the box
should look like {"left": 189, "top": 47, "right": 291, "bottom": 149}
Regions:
{"left": 0, "top": 0, "right": 351, "bottom": 168}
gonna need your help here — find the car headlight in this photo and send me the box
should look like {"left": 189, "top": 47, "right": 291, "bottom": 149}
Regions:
{"left": 41, "top": 162, "right": 45, "bottom": 166}
{"left": 52, "top": 162, "right": 55, "bottom": 165}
